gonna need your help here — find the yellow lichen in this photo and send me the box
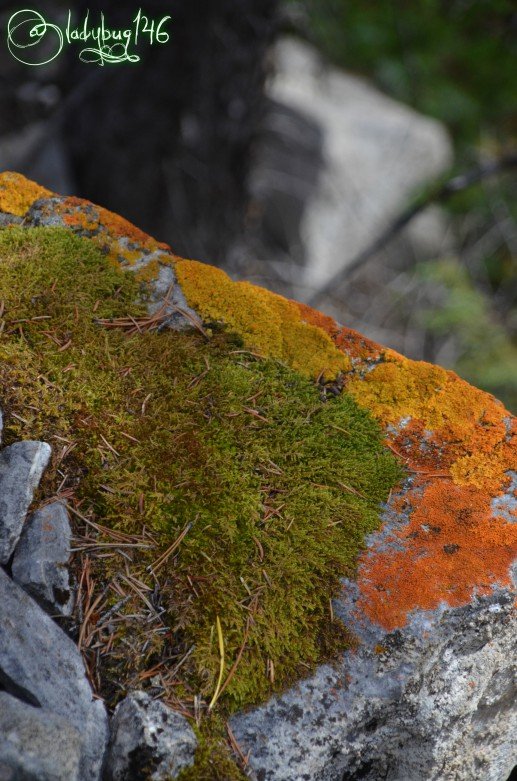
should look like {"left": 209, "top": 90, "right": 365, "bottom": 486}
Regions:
{"left": 132, "top": 257, "right": 161, "bottom": 282}
{"left": 0, "top": 171, "right": 52, "bottom": 216}
{"left": 174, "top": 259, "right": 350, "bottom": 379}
{"left": 347, "top": 359, "right": 454, "bottom": 429}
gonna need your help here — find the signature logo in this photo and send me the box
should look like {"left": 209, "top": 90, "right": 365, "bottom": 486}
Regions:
{"left": 6, "top": 8, "right": 172, "bottom": 66}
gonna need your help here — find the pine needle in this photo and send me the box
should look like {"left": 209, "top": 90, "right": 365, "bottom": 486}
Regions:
{"left": 208, "top": 616, "right": 225, "bottom": 711}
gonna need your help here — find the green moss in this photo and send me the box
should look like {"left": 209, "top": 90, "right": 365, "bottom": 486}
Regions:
{"left": 177, "top": 719, "right": 248, "bottom": 781}
{"left": 0, "top": 226, "right": 403, "bottom": 773}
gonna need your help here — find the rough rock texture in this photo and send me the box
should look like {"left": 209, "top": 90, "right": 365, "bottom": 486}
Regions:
{"left": 0, "top": 173, "right": 515, "bottom": 781}
{"left": 0, "top": 567, "right": 108, "bottom": 780}
{"left": 231, "top": 564, "right": 516, "bottom": 781}
{"left": 12, "top": 501, "right": 74, "bottom": 617}
{"left": 0, "top": 441, "right": 51, "bottom": 564}
{"left": 0, "top": 692, "right": 82, "bottom": 781}
{"left": 105, "top": 691, "right": 197, "bottom": 780}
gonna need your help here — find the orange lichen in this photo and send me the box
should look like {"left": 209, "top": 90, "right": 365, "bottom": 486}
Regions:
{"left": 0, "top": 174, "right": 170, "bottom": 269}
{"left": 174, "top": 259, "right": 350, "bottom": 379}
{"left": 356, "top": 478, "right": 517, "bottom": 630}
{"left": 0, "top": 171, "right": 52, "bottom": 216}
{"left": 295, "top": 301, "right": 391, "bottom": 364}
{"left": 344, "top": 354, "right": 516, "bottom": 629}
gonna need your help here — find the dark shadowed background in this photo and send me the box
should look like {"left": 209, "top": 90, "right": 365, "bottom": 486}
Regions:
{"left": 0, "top": 0, "right": 516, "bottom": 410}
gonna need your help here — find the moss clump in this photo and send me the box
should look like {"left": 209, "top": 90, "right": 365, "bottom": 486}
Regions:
{"left": 0, "top": 226, "right": 402, "bottom": 772}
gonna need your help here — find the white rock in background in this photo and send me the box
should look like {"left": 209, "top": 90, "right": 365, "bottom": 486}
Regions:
{"left": 12, "top": 501, "right": 74, "bottom": 617}
{"left": 105, "top": 691, "right": 197, "bottom": 781}
{"left": 0, "top": 441, "right": 52, "bottom": 564}
{"left": 246, "top": 37, "right": 453, "bottom": 293}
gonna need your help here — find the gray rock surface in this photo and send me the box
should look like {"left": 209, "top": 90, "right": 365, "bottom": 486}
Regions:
{"left": 105, "top": 691, "right": 197, "bottom": 780}
{"left": 12, "top": 501, "right": 74, "bottom": 616}
{"left": 231, "top": 584, "right": 517, "bottom": 781}
{"left": 0, "top": 441, "right": 51, "bottom": 564}
{"left": 0, "top": 566, "right": 108, "bottom": 780}
{"left": 0, "top": 692, "right": 81, "bottom": 781}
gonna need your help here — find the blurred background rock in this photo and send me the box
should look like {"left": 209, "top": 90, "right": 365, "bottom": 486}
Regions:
{"left": 0, "top": 0, "right": 515, "bottom": 410}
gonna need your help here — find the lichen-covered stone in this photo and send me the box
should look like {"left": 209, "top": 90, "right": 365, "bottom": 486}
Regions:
{"left": 11, "top": 501, "right": 74, "bottom": 617}
{"left": 0, "top": 221, "right": 401, "bottom": 715}
{"left": 105, "top": 691, "right": 197, "bottom": 780}
{"left": 0, "top": 441, "right": 51, "bottom": 564}
{"left": 0, "top": 173, "right": 515, "bottom": 780}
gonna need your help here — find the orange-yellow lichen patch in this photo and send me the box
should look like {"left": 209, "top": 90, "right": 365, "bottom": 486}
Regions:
{"left": 347, "top": 359, "right": 453, "bottom": 429}
{"left": 0, "top": 171, "right": 52, "bottom": 216}
{"left": 295, "top": 301, "right": 391, "bottom": 364}
{"left": 174, "top": 259, "right": 350, "bottom": 379}
{"left": 59, "top": 196, "right": 170, "bottom": 254}
{"left": 356, "top": 478, "right": 517, "bottom": 631}
{"left": 345, "top": 356, "right": 516, "bottom": 490}
{"left": 389, "top": 419, "right": 455, "bottom": 473}
{"left": 345, "top": 353, "right": 516, "bottom": 629}
{"left": 0, "top": 174, "right": 170, "bottom": 268}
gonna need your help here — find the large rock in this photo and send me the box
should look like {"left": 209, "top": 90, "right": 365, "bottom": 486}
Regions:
{"left": 0, "top": 692, "right": 82, "bottom": 781}
{"left": 0, "top": 173, "right": 515, "bottom": 780}
{"left": 0, "top": 441, "right": 51, "bottom": 564}
{"left": 0, "top": 567, "right": 108, "bottom": 780}
{"left": 105, "top": 691, "right": 197, "bottom": 780}
{"left": 12, "top": 501, "right": 74, "bottom": 617}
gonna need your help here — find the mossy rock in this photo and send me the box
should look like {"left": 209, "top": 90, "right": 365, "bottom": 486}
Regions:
{"left": 0, "top": 173, "right": 515, "bottom": 778}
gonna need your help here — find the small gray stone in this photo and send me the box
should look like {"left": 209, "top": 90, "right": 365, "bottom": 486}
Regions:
{"left": 0, "top": 567, "right": 108, "bottom": 780}
{"left": 0, "top": 691, "right": 81, "bottom": 781}
{"left": 106, "top": 691, "right": 197, "bottom": 780}
{"left": 0, "top": 213, "right": 23, "bottom": 228}
{"left": 0, "top": 441, "right": 51, "bottom": 564}
{"left": 12, "top": 501, "right": 73, "bottom": 616}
